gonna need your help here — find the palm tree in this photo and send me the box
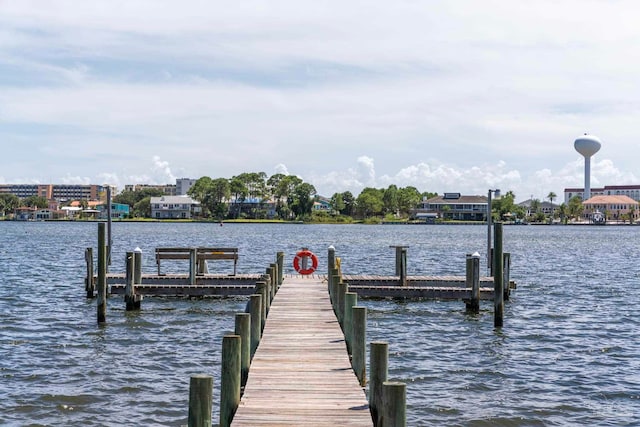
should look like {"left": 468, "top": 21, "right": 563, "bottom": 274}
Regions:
{"left": 547, "top": 192, "right": 557, "bottom": 221}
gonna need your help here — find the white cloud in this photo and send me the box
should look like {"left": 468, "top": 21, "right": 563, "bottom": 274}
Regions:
{"left": 1, "top": 1, "right": 640, "bottom": 202}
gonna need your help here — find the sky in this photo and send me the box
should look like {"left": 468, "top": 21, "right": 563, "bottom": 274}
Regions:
{"left": 2, "top": 0, "right": 640, "bottom": 203}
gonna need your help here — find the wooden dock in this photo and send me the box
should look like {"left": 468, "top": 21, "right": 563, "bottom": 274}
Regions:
{"left": 102, "top": 273, "right": 505, "bottom": 300}
{"left": 231, "top": 276, "right": 372, "bottom": 426}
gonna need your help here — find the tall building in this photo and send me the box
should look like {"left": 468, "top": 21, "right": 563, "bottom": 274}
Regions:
{"left": 564, "top": 184, "right": 640, "bottom": 203}
{"left": 0, "top": 184, "right": 108, "bottom": 201}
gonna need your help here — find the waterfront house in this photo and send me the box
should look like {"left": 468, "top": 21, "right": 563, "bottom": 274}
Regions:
{"left": 150, "top": 195, "right": 200, "bottom": 219}
{"left": 582, "top": 195, "right": 639, "bottom": 222}
{"left": 416, "top": 193, "right": 487, "bottom": 221}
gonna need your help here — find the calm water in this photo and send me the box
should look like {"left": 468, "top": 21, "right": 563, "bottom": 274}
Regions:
{"left": 1, "top": 222, "right": 639, "bottom": 426}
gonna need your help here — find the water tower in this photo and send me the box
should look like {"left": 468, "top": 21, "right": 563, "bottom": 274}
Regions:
{"left": 574, "top": 133, "right": 601, "bottom": 200}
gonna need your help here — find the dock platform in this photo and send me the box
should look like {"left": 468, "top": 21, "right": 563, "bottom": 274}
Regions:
{"left": 104, "top": 273, "right": 504, "bottom": 300}
{"left": 231, "top": 276, "right": 372, "bottom": 426}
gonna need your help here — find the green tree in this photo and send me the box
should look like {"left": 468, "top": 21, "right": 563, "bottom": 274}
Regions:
{"left": 382, "top": 185, "right": 399, "bottom": 216}
{"left": 493, "top": 190, "right": 516, "bottom": 220}
{"left": 290, "top": 182, "right": 317, "bottom": 219}
{"left": 567, "top": 196, "right": 584, "bottom": 221}
{"left": 340, "top": 191, "right": 355, "bottom": 216}
{"left": 133, "top": 197, "right": 152, "bottom": 218}
{"left": 22, "top": 195, "right": 48, "bottom": 208}
{"left": 547, "top": 191, "right": 557, "bottom": 220}
{"left": 397, "top": 186, "right": 422, "bottom": 217}
{"left": 188, "top": 176, "right": 231, "bottom": 219}
{"left": 113, "top": 188, "right": 164, "bottom": 211}
{"left": 0, "top": 193, "right": 20, "bottom": 216}
{"left": 355, "top": 187, "right": 384, "bottom": 219}
{"left": 330, "top": 192, "right": 345, "bottom": 215}
{"left": 558, "top": 203, "right": 568, "bottom": 224}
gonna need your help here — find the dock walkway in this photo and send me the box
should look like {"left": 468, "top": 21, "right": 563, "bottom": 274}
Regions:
{"left": 232, "top": 276, "right": 372, "bottom": 426}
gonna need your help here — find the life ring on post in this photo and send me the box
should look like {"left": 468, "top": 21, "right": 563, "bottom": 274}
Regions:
{"left": 293, "top": 250, "right": 319, "bottom": 275}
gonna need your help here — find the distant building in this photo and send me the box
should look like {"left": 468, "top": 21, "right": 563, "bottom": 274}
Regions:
{"left": 564, "top": 184, "right": 640, "bottom": 203}
{"left": 124, "top": 178, "right": 198, "bottom": 197}
{"left": 176, "top": 178, "right": 197, "bottom": 195}
{"left": 416, "top": 193, "right": 487, "bottom": 221}
{"left": 0, "top": 184, "right": 109, "bottom": 201}
{"left": 313, "top": 197, "right": 332, "bottom": 211}
{"left": 517, "top": 199, "right": 558, "bottom": 216}
{"left": 124, "top": 183, "right": 176, "bottom": 196}
{"left": 150, "top": 195, "right": 200, "bottom": 219}
{"left": 96, "top": 202, "right": 130, "bottom": 220}
{"left": 582, "top": 195, "right": 639, "bottom": 221}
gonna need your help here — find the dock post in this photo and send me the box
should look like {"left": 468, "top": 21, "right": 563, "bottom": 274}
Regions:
{"left": 465, "top": 252, "right": 480, "bottom": 313}
{"left": 133, "top": 247, "right": 142, "bottom": 285}
{"left": 97, "top": 223, "right": 107, "bottom": 324}
{"left": 343, "top": 292, "right": 357, "bottom": 354}
{"left": 400, "top": 247, "right": 407, "bottom": 286}
{"left": 494, "top": 222, "right": 504, "bottom": 328}
{"left": 370, "top": 341, "right": 388, "bottom": 426}
{"left": 189, "top": 247, "right": 197, "bottom": 286}
{"left": 382, "top": 381, "right": 406, "bottom": 427}
{"left": 235, "top": 313, "right": 251, "bottom": 387}
{"left": 263, "top": 270, "right": 273, "bottom": 303}
{"left": 503, "top": 252, "right": 511, "bottom": 301}
{"left": 220, "top": 334, "right": 241, "bottom": 427}
{"left": 188, "top": 374, "right": 212, "bottom": 427}
{"left": 249, "top": 294, "right": 262, "bottom": 358}
{"left": 270, "top": 263, "right": 278, "bottom": 294}
{"left": 352, "top": 306, "right": 367, "bottom": 386}
{"left": 256, "top": 282, "right": 268, "bottom": 328}
{"left": 328, "top": 245, "right": 336, "bottom": 292}
{"left": 124, "top": 252, "right": 139, "bottom": 311}
{"left": 276, "top": 252, "right": 284, "bottom": 285}
{"left": 331, "top": 271, "right": 340, "bottom": 312}
{"left": 337, "top": 281, "right": 347, "bottom": 327}
{"left": 85, "top": 247, "right": 94, "bottom": 298}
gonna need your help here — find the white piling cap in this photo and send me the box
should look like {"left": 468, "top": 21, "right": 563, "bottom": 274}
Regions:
{"left": 134, "top": 247, "right": 142, "bottom": 253}
{"left": 472, "top": 251, "right": 480, "bottom": 258}
{"left": 328, "top": 245, "right": 335, "bottom": 250}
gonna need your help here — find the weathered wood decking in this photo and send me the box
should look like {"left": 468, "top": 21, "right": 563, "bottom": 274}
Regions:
{"left": 104, "top": 273, "right": 506, "bottom": 300}
{"left": 231, "top": 276, "right": 372, "bottom": 426}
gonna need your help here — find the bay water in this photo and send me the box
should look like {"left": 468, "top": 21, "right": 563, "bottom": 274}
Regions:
{"left": 1, "top": 222, "right": 639, "bottom": 426}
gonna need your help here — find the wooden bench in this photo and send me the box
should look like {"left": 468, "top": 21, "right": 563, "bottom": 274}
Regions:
{"left": 155, "top": 247, "right": 238, "bottom": 277}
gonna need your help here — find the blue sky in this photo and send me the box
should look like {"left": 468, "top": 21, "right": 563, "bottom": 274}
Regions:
{"left": 1, "top": 0, "right": 639, "bottom": 202}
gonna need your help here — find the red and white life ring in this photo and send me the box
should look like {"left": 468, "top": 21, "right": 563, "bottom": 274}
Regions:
{"left": 293, "top": 250, "right": 319, "bottom": 275}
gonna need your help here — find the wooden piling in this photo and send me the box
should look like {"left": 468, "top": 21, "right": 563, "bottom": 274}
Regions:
{"left": 343, "top": 292, "right": 357, "bottom": 354}
{"left": 400, "top": 247, "right": 407, "bottom": 287}
{"left": 124, "top": 252, "right": 136, "bottom": 311}
{"left": 220, "top": 334, "right": 241, "bottom": 427}
{"left": 494, "top": 222, "right": 504, "bottom": 328}
{"left": 256, "top": 282, "right": 268, "bottom": 330}
{"left": 97, "top": 223, "right": 107, "bottom": 324}
{"left": 465, "top": 253, "right": 480, "bottom": 313}
{"left": 328, "top": 246, "right": 336, "bottom": 291}
{"left": 382, "top": 381, "right": 406, "bottom": 427}
{"left": 189, "top": 247, "right": 197, "bottom": 286}
{"left": 235, "top": 313, "right": 251, "bottom": 387}
{"left": 331, "top": 273, "right": 340, "bottom": 313}
{"left": 337, "top": 281, "right": 347, "bottom": 327}
{"left": 269, "top": 263, "right": 278, "bottom": 295}
{"left": 352, "top": 306, "right": 367, "bottom": 386}
{"left": 188, "top": 374, "right": 212, "bottom": 427}
{"left": 276, "top": 251, "right": 284, "bottom": 286}
{"left": 503, "top": 252, "right": 511, "bottom": 301}
{"left": 370, "top": 341, "right": 388, "bottom": 426}
{"left": 249, "top": 294, "right": 262, "bottom": 358}
{"left": 133, "top": 248, "right": 142, "bottom": 285}
{"left": 85, "top": 247, "right": 94, "bottom": 298}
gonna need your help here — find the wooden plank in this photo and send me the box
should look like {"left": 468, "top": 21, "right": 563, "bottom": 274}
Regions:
{"left": 232, "top": 278, "right": 372, "bottom": 426}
